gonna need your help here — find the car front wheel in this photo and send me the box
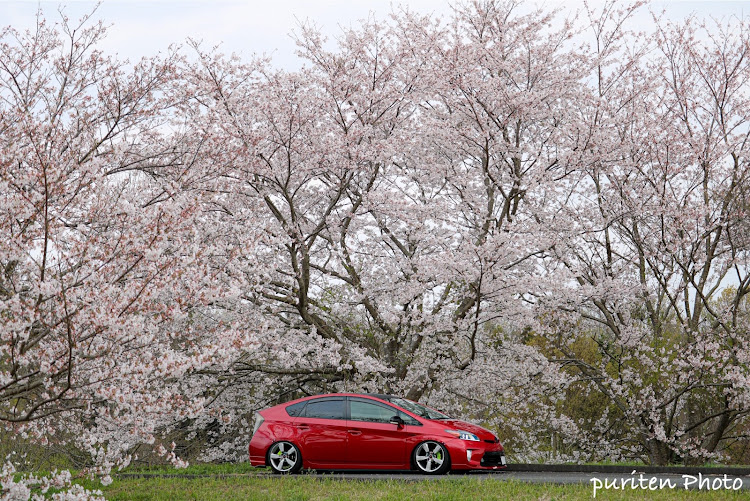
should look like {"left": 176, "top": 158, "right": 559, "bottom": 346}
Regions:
{"left": 413, "top": 441, "right": 450, "bottom": 475}
{"left": 268, "top": 441, "right": 302, "bottom": 474}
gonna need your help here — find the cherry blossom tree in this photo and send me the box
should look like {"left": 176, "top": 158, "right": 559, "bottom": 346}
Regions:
{"left": 176, "top": 1, "right": 585, "bottom": 460}
{"left": 540, "top": 6, "right": 750, "bottom": 464}
{"left": 0, "top": 9, "right": 261, "bottom": 487}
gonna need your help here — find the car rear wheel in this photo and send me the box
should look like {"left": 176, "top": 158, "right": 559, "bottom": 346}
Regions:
{"left": 268, "top": 441, "right": 302, "bottom": 474}
{"left": 413, "top": 441, "right": 450, "bottom": 475}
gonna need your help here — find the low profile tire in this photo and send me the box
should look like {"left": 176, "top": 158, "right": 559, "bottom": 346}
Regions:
{"left": 268, "top": 441, "right": 302, "bottom": 474}
{"left": 412, "top": 440, "right": 450, "bottom": 475}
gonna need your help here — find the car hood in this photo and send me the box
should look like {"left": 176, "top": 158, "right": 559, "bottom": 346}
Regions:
{"left": 437, "top": 419, "right": 497, "bottom": 441}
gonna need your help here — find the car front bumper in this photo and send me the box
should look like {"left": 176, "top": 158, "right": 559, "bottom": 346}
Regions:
{"left": 444, "top": 438, "right": 507, "bottom": 470}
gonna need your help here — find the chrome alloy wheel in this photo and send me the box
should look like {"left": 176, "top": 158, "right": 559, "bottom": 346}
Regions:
{"left": 268, "top": 441, "right": 301, "bottom": 474}
{"left": 413, "top": 441, "right": 449, "bottom": 474}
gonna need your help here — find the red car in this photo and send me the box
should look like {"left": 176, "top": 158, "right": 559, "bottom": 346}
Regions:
{"left": 248, "top": 393, "right": 506, "bottom": 474}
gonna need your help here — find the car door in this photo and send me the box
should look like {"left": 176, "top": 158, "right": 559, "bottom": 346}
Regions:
{"left": 346, "top": 397, "right": 414, "bottom": 467}
{"left": 295, "top": 397, "right": 348, "bottom": 466}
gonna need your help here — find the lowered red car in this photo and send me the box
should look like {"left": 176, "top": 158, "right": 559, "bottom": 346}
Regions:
{"left": 248, "top": 393, "right": 506, "bottom": 474}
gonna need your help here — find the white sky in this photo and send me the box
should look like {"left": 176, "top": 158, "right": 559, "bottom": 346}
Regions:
{"left": 1, "top": 0, "right": 747, "bottom": 68}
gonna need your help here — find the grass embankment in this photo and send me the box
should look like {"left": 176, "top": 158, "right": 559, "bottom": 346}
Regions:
{"left": 67, "top": 464, "right": 749, "bottom": 500}
{"left": 76, "top": 476, "right": 748, "bottom": 501}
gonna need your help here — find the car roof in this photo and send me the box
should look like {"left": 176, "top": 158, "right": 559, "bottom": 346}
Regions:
{"left": 364, "top": 393, "right": 398, "bottom": 401}
{"left": 282, "top": 392, "right": 399, "bottom": 403}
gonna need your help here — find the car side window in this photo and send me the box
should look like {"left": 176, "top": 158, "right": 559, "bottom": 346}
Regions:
{"left": 397, "top": 411, "right": 421, "bottom": 426}
{"left": 303, "top": 398, "right": 345, "bottom": 420}
{"left": 349, "top": 399, "right": 420, "bottom": 425}
{"left": 285, "top": 401, "right": 307, "bottom": 417}
{"left": 349, "top": 400, "right": 395, "bottom": 423}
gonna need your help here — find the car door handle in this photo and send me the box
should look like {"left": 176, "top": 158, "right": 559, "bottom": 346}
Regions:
{"left": 296, "top": 423, "right": 310, "bottom": 430}
{"left": 348, "top": 430, "right": 362, "bottom": 436}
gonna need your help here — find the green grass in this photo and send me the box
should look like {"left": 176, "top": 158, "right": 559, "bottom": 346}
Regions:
{"left": 122, "top": 462, "right": 261, "bottom": 475}
{"left": 11, "top": 462, "right": 741, "bottom": 499}
{"left": 69, "top": 475, "right": 749, "bottom": 500}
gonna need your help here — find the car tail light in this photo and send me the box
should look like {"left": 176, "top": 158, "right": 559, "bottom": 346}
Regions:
{"left": 251, "top": 412, "right": 264, "bottom": 438}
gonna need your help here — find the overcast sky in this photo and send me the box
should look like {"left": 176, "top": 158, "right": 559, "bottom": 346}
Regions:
{"left": 1, "top": 0, "right": 748, "bottom": 68}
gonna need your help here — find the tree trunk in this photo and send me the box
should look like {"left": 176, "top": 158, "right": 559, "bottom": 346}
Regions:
{"left": 646, "top": 438, "right": 672, "bottom": 466}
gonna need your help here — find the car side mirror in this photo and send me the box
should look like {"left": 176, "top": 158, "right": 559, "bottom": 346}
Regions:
{"left": 389, "top": 415, "right": 405, "bottom": 427}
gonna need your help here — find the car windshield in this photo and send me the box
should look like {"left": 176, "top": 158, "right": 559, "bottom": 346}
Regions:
{"left": 389, "top": 397, "right": 450, "bottom": 420}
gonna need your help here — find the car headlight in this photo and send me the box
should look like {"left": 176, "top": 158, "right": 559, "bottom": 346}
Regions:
{"left": 445, "top": 429, "right": 480, "bottom": 441}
